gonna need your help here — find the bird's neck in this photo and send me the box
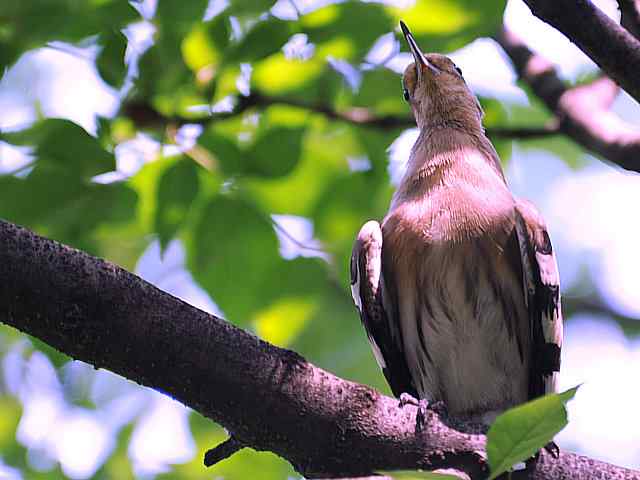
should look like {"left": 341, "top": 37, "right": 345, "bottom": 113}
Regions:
{"left": 391, "top": 126, "right": 505, "bottom": 208}
{"left": 413, "top": 93, "right": 484, "bottom": 136}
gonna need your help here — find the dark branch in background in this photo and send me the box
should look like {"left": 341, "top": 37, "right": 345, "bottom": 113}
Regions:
{"left": 122, "top": 93, "right": 559, "bottom": 140}
{"left": 496, "top": 27, "right": 640, "bottom": 173}
{"left": 618, "top": 0, "right": 640, "bottom": 39}
{"left": 521, "top": 0, "right": 640, "bottom": 103}
{"left": 122, "top": 80, "right": 640, "bottom": 171}
{"left": 1, "top": 219, "right": 639, "bottom": 479}
{"left": 564, "top": 294, "right": 640, "bottom": 337}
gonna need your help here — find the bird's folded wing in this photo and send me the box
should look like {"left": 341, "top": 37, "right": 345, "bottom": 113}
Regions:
{"left": 514, "top": 200, "right": 563, "bottom": 399}
{"left": 351, "top": 220, "right": 417, "bottom": 398}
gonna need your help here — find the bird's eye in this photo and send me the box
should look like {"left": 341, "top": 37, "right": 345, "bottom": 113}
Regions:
{"left": 454, "top": 65, "right": 463, "bottom": 76}
{"left": 403, "top": 88, "right": 410, "bottom": 102}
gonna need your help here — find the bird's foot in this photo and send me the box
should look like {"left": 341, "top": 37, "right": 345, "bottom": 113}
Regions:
{"left": 525, "top": 440, "right": 560, "bottom": 472}
{"left": 427, "top": 400, "right": 447, "bottom": 417}
{"left": 398, "top": 393, "right": 429, "bottom": 432}
{"left": 398, "top": 392, "right": 420, "bottom": 408}
{"left": 543, "top": 440, "right": 560, "bottom": 459}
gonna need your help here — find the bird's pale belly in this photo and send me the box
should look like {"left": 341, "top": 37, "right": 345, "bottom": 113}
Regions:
{"left": 393, "top": 239, "right": 530, "bottom": 418}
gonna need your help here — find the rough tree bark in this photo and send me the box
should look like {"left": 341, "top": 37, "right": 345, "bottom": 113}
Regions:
{"left": 1, "top": 219, "right": 639, "bottom": 479}
{"left": 522, "top": 0, "right": 640, "bottom": 103}
{"left": 495, "top": 27, "right": 640, "bottom": 172}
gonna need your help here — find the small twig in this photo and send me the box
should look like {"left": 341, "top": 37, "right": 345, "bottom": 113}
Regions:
{"left": 44, "top": 42, "right": 94, "bottom": 62}
{"left": 487, "top": 123, "right": 560, "bottom": 139}
{"left": 496, "top": 26, "right": 640, "bottom": 173}
{"left": 271, "top": 217, "right": 329, "bottom": 255}
{"left": 121, "top": 94, "right": 259, "bottom": 130}
{"left": 204, "top": 437, "right": 245, "bottom": 467}
{"left": 522, "top": 0, "right": 640, "bottom": 103}
{"left": 287, "top": 0, "right": 302, "bottom": 18}
{"left": 1, "top": 160, "right": 36, "bottom": 177}
{"left": 122, "top": 94, "right": 560, "bottom": 140}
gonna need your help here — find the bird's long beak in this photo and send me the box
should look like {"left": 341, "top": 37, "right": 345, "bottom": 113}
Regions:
{"left": 400, "top": 21, "right": 439, "bottom": 80}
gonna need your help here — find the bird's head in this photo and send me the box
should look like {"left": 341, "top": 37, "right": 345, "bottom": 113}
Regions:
{"left": 400, "top": 21, "right": 484, "bottom": 133}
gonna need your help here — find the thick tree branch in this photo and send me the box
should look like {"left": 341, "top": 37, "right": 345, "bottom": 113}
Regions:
{"left": 0, "top": 219, "right": 639, "bottom": 479}
{"left": 522, "top": 0, "right": 640, "bottom": 103}
{"left": 122, "top": 94, "right": 560, "bottom": 140}
{"left": 618, "top": 0, "right": 640, "bottom": 39}
{"left": 496, "top": 27, "right": 640, "bottom": 173}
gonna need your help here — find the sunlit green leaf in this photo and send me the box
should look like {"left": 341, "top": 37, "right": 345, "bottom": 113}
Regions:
{"left": 241, "top": 117, "right": 364, "bottom": 215}
{"left": 246, "top": 126, "right": 306, "bottom": 177}
{"left": 138, "top": 0, "right": 209, "bottom": 101}
{"left": 198, "top": 128, "right": 245, "bottom": 175}
{"left": 189, "top": 195, "right": 280, "bottom": 323}
{"left": 389, "top": 0, "right": 506, "bottom": 52}
{"left": 182, "top": 24, "right": 223, "bottom": 72}
{"left": 227, "top": 18, "right": 294, "bottom": 63}
{"left": 0, "top": 1, "right": 139, "bottom": 69}
{"left": 487, "top": 387, "right": 579, "bottom": 479}
{"left": 228, "top": 0, "right": 278, "bottom": 16}
{"left": 354, "top": 68, "right": 406, "bottom": 115}
{"left": 1, "top": 118, "right": 115, "bottom": 179}
{"left": 155, "top": 157, "right": 200, "bottom": 251}
{"left": 507, "top": 93, "right": 584, "bottom": 167}
{"left": 0, "top": 168, "right": 137, "bottom": 252}
{"left": 0, "top": 397, "right": 20, "bottom": 452}
{"left": 96, "top": 29, "right": 128, "bottom": 88}
{"left": 254, "top": 296, "right": 317, "bottom": 347}
{"left": 303, "top": 2, "right": 393, "bottom": 61}
{"left": 155, "top": 0, "right": 209, "bottom": 35}
{"left": 181, "top": 14, "right": 229, "bottom": 73}
{"left": 253, "top": 53, "right": 324, "bottom": 94}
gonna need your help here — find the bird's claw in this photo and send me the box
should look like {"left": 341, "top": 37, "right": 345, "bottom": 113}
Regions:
{"left": 544, "top": 441, "right": 560, "bottom": 459}
{"left": 398, "top": 393, "right": 428, "bottom": 432}
{"left": 526, "top": 440, "right": 560, "bottom": 472}
{"left": 398, "top": 392, "right": 421, "bottom": 408}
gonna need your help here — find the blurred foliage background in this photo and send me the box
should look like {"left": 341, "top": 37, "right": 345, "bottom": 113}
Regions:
{"left": 0, "top": 0, "right": 639, "bottom": 478}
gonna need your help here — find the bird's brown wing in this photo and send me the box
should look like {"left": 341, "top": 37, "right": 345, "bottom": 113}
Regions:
{"left": 351, "top": 221, "right": 417, "bottom": 398}
{"left": 514, "top": 199, "right": 563, "bottom": 399}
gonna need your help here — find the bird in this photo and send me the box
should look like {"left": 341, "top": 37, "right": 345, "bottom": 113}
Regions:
{"left": 350, "top": 21, "right": 563, "bottom": 433}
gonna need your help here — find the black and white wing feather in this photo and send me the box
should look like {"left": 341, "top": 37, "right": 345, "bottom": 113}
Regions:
{"left": 350, "top": 220, "right": 417, "bottom": 398}
{"left": 515, "top": 199, "right": 563, "bottom": 400}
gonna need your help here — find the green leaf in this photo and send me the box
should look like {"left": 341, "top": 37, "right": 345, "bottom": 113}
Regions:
{"left": 1, "top": 119, "right": 115, "bottom": 179}
{"left": 246, "top": 126, "right": 306, "bottom": 178}
{"left": 487, "top": 386, "right": 579, "bottom": 479}
{"left": 354, "top": 68, "right": 406, "bottom": 115}
{"left": 303, "top": 2, "right": 393, "bottom": 61}
{"left": 227, "top": 0, "right": 277, "bottom": 15}
{"left": 0, "top": 168, "right": 137, "bottom": 252}
{"left": 96, "top": 29, "right": 128, "bottom": 88}
{"left": 507, "top": 92, "right": 584, "bottom": 168}
{"left": 198, "top": 129, "right": 245, "bottom": 176}
{"left": 252, "top": 53, "right": 325, "bottom": 95}
{"left": 155, "top": 0, "right": 209, "bottom": 35}
{"left": 227, "top": 17, "right": 294, "bottom": 63}
{"left": 181, "top": 15, "right": 229, "bottom": 72}
{"left": 199, "top": 119, "right": 306, "bottom": 179}
{"left": 137, "top": 0, "right": 208, "bottom": 101}
{"left": 0, "top": 1, "right": 139, "bottom": 70}
{"left": 388, "top": 0, "right": 506, "bottom": 52}
{"left": 188, "top": 195, "right": 280, "bottom": 323}
{"left": 154, "top": 157, "right": 200, "bottom": 251}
